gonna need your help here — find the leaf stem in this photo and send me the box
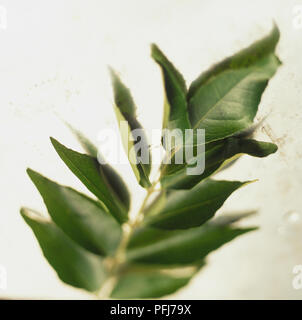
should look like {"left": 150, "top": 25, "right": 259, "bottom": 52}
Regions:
{"left": 96, "top": 177, "right": 159, "bottom": 299}
{"left": 96, "top": 144, "right": 180, "bottom": 299}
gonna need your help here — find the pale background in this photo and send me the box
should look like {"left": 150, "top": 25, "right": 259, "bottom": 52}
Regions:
{"left": 0, "top": 0, "right": 302, "bottom": 299}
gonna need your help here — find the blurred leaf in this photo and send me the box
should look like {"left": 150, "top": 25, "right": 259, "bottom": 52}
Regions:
{"left": 188, "top": 24, "right": 281, "bottom": 143}
{"left": 143, "top": 190, "right": 167, "bottom": 217}
{"left": 210, "top": 210, "right": 257, "bottom": 226}
{"left": 237, "top": 138, "right": 277, "bottom": 157}
{"left": 65, "top": 123, "right": 98, "bottom": 157}
{"left": 111, "top": 272, "right": 191, "bottom": 299}
{"left": 161, "top": 138, "right": 277, "bottom": 189}
{"left": 127, "top": 224, "right": 256, "bottom": 265}
{"left": 145, "top": 179, "right": 249, "bottom": 229}
{"left": 51, "top": 137, "right": 128, "bottom": 223}
{"left": 151, "top": 44, "right": 191, "bottom": 148}
{"left": 110, "top": 69, "right": 152, "bottom": 188}
{"left": 27, "top": 169, "right": 122, "bottom": 256}
{"left": 21, "top": 208, "right": 106, "bottom": 292}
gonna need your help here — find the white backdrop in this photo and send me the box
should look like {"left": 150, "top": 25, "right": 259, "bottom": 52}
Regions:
{"left": 0, "top": 0, "right": 302, "bottom": 299}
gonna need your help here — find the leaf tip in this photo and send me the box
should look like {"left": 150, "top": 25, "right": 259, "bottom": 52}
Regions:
{"left": 150, "top": 43, "right": 167, "bottom": 64}
{"left": 108, "top": 66, "right": 120, "bottom": 86}
{"left": 246, "top": 226, "right": 259, "bottom": 233}
{"left": 20, "top": 207, "right": 27, "bottom": 218}
{"left": 20, "top": 207, "right": 45, "bottom": 223}
{"left": 50, "top": 136, "right": 58, "bottom": 147}
{"left": 271, "top": 143, "right": 278, "bottom": 154}
{"left": 26, "top": 168, "right": 46, "bottom": 187}
{"left": 108, "top": 65, "right": 115, "bottom": 78}
{"left": 26, "top": 167, "right": 36, "bottom": 178}
{"left": 243, "top": 179, "right": 259, "bottom": 187}
{"left": 50, "top": 137, "right": 65, "bottom": 155}
{"left": 271, "top": 20, "right": 280, "bottom": 41}
{"left": 150, "top": 43, "right": 159, "bottom": 56}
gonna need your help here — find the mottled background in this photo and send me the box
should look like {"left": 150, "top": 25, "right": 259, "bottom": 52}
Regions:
{"left": 0, "top": 0, "right": 302, "bottom": 299}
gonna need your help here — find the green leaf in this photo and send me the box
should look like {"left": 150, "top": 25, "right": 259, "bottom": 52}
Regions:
{"left": 127, "top": 224, "right": 256, "bottom": 266}
{"left": 110, "top": 69, "right": 151, "bottom": 188}
{"left": 21, "top": 208, "right": 106, "bottom": 292}
{"left": 66, "top": 127, "right": 131, "bottom": 212}
{"left": 111, "top": 272, "right": 191, "bottom": 299}
{"left": 161, "top": 138, "right": 277, "bottom": 189}
{"left": 50, "top": 137, "right": 128, "bottom": 223}
{"left": 145, "top": 179, "right": 249, "bottom": 229}
{"left": 237, "top": 138, "right": 278, "bottom": 156}
{"left": 27, "top": 169, "right": 122, "bottom": 256}
{"left": 188, "top": 24, "right": 281, "bottom": 143}
{"left": 159, "top": 113, "right": 277, "bottom": 183}
{"left": 151, "top": 44, "right": 191, "bottom": 147}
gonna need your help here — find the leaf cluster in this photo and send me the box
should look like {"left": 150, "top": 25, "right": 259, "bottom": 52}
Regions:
{"left": 21, "top": 25, "right": 280, "bottom": 298}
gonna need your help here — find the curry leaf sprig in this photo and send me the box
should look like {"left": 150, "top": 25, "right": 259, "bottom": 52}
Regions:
{"left": 21, "top": 24, "right": 280, "bottom": 299}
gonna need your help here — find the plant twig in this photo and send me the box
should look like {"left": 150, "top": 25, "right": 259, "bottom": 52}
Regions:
{"left": 96, "top": 176, "right": 160, "bottom": 299}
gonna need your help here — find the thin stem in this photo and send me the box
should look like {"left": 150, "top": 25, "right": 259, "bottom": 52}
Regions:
{"left": 96, "top": 144, "right": 179, "bottom": 299}
{"left": 96, "top": 177, "right": 159, "bottom": 299}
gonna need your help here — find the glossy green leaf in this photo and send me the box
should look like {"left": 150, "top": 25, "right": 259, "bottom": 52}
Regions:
{"left": 127, "top": 224, "right": 256, "bottom": 265}
{"left": 110, "top": 69, "right": 151, "bottom": 188}
{"left": 188, "top": 24, "right": 281, "bottom": 143}
{"left": 51, "top": 137, "right": 128, "bottom": 223}
{"left": 27, "top": 169, "right": 122, "bottom": 256}
{"left": 151, "top": 44, "right": 191, "bottom": 148}
{"left": 161, "top": 137, "right": 277, "bottom": 189}
{"left": 145, "top": 179, "right": 249, "bottom": 229}
{"left": 21, "top": 208, "right": 106, "bottom": 292}
{"left": 111, "top": 271, "right": 191, "bottom": 299}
